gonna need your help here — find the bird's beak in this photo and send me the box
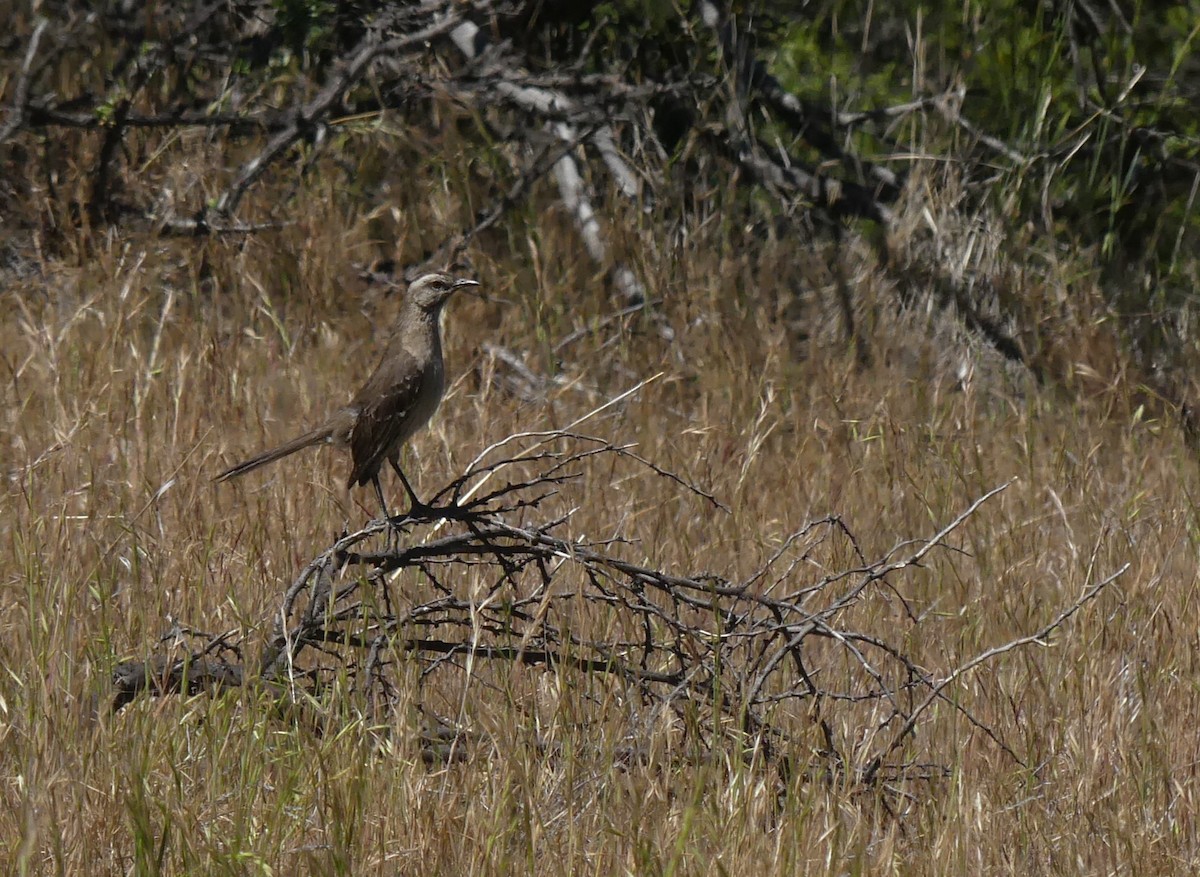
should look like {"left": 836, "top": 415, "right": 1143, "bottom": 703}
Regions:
{"left": 451, "top": 279, "right": 482, "bottom": 299}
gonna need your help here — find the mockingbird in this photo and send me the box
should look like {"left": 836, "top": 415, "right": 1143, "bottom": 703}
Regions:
{"left": 215, "top": 272, "right": 480, "bottom": 519}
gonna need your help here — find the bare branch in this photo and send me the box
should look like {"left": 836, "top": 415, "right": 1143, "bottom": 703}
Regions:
{"left": 214, "top": 8, "right": 464, "bottom": 219}
{"left": 861, "top": 561, "right": 1130, "bottom": 784}
{"left": 111, "top": 433, "right": 1109, "bottom": 790}
{"left": 0, "top": 18, "right": 49, "bottom": 144}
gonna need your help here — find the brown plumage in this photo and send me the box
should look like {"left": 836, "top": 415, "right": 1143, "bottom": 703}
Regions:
{"left": 215, "top": 272, "right": 480, "bottom": 518}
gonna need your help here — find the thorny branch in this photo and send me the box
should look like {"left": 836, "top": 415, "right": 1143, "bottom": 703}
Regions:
{"left": 112, "top": 434, "right": 1125, "bottom": 788}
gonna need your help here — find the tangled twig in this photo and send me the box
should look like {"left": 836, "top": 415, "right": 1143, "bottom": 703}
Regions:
{"left": 112, "top": 434, "right": 1125, "bottom": 787}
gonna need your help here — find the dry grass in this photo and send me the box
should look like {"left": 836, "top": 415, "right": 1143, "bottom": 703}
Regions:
{"left": 3, "top": 132, "right": 1200, "bottom": 875}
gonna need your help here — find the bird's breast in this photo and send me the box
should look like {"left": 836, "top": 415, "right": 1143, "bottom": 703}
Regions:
{"left": 398, "top": 356, "right": 445, "bottom": 442}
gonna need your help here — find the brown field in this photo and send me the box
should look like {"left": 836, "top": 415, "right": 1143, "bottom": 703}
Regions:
{"left": 4, "top": 120, "right": 1200, "bottom": 875}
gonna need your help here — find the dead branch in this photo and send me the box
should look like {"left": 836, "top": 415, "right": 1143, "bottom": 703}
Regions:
{"left": 449, "top": 19, "right": 647, "bottom": 304}
{"left": 0, "top": 18, "right": 48, "bottom": 145}
{"left": 213, "top": 7, "right": 464, "bottom": 220}
{"left": 113, "top": 434, "right": 1125, "bottom": 788}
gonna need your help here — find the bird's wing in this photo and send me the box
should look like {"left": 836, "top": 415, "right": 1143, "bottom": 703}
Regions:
{"left": 346, "top": 349, "right": 425, "bottom": 488}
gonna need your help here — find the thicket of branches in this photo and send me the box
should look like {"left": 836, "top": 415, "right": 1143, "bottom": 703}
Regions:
{"left": 111, "top": 430, "right": 1126, "bottom": 787}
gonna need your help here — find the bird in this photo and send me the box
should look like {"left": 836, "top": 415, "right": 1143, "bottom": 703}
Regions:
{"left": 215, "top": 272, "right": 480, "bottom": 520}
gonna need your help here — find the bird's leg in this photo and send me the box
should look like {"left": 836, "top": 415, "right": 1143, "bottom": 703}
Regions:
{"left": 371, "top": 474, "right": 402, "bottom": 551}
{"left": 388, "top": 458, "right": 431, "bottom": 516}
{"left": 370, "top": 473, "right": 392, "bottom": 522}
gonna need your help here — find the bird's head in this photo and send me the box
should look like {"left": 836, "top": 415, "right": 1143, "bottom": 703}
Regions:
{"left": 408, "top": 273, "right": 481, "bottom": 310}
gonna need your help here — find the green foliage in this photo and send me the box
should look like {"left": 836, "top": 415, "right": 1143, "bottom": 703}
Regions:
{"left": 766, "top": 1, "right": 1200, "bottom": 293}
{"left": 273, "top": 0, "right": 336, "bottom": 58}
{"left": 772, "top": 20, "right": 909, "bottom": 110}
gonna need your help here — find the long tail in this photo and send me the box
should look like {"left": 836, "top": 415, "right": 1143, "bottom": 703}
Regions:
{"left": 214, "top": 424, "right": 336, "bottom": 482}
